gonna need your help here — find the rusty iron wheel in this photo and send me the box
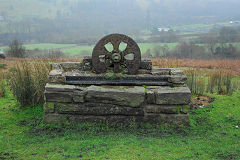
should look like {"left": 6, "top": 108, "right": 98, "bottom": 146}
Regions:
{"left": 92, "top": 34, "right": 141, "bottom": 75}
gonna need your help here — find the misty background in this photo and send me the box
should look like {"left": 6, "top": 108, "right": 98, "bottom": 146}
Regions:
{"left": 0, "top": 0, "right": 240, "bottom": 44}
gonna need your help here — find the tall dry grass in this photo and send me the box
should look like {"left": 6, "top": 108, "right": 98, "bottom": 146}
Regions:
{"left": 8, "top": 61, "right": 50, "bottom": 107}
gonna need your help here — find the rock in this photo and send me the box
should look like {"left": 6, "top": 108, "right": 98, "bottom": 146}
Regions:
{"left": 144, "top": 104, "right": 190, "bottom": 114}
{"left": 168, "top": 75, "right": 187, "bottom": 84}
{"left": 68, "top": 115, "right": 137, "bottom": 124}
{"left": 140, "top": 59, "right": 152, "bottom": 70}
{"left": 51, "top": 63, "right": 62, "bottom": 70}
{"left": 82, "top": 56, "right": 92, "bottom": 71}
{"left": 45, "top": 83, "right": 77, "bottom": 92}
{"left": 156, "top": 86, "right": 191, "bottom": 105}
{"left": 60, "top": 62, "right": 82, "bottom": 71}
{"left": 86, "top": 86, "right": 145, "bottom": 107}
{"left": 45, "top": 91, "right": 73, "bottom": 103}
{"left": 49, "top": 75, "right": 66, "bottom": 84}
{"left": 138, "top": 69, "right": 152, "bottom": 74}
{"left": 73, "top": 90, "right": 87, "bottom": 103}
{"left": 146, "top": 88, "right": 156, "bottom": 104}
{"left": 55, "top": 103, "right": 144, "bottom": 116}
{"left": 151, "top": 68, "right": 170, "bottom": 76}
{"left": 170, "top": 68, "right": 184, "bottom": 76}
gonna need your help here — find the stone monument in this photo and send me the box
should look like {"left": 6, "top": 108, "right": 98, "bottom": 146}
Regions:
{"left": 44, "top": 34, "right": 191, "bottom": 125}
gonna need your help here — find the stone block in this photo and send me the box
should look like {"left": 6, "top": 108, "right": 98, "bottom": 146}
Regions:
{"left": 51, "top": 63, "right": 62, "bottom": 70}
{"left": 49, "top": 75, "right": 66, "bottom": 84}
{"left": 73, "top": 90, "right": 86, "bottom": 103}
{"left": 170, "top": 68, "right": 184, "bottom": 76}
{"left": 45, "top": 83, "right": 77, "bottom": 92}
{"left": 49, "top": 70, "right": 63, "bottom": 76}
{"left": 146, "top": 88, "right": 156, "bottom": 104}
{"left": 85, "top": 86, "right": 145, "bottom": 107}
{"left": 45, "top": 91, "right": 72, "bottom": 103}
{"left": 139, "top": 114, "right": 189, "bottom": 125}
{"left": 44, "top": 102, "right": 55, "bottom": 113}
{"left": 55, "top": 103, "right": 144, "bottom": 116}
{"left": 144, "top": 104, "right": 190, "bottom": 114}
{"left": 140, "top": 59, "right": 152, "bottom": 70}
{"left": 67, "top": 115, "right": 137, "bottom": 124}
{"left": 168, "top": 75, "right": 187, "bottom": 84}
{"left": 60, "top": 62, "right": 82, "bottom": 71}
{"left": 138, "top": 69, "right": 152, "bottom": 74}
{"left": 151, "top": 68, "right": 170, "bottom": 76}
{"left": 156, "top": 86, "right": 191, "bottom": 105}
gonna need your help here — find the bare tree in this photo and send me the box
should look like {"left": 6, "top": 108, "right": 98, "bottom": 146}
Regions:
{"left": 6, "top": 40, "right": 26, "bottom": 58}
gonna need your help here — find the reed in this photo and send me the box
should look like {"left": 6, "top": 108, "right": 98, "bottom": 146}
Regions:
{"left": 8, "top": 61, "right": 50, "bottom": 107}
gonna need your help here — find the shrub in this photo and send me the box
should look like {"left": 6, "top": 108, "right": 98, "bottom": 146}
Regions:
{"left": 8, "top": 61, "right": 50, "bottom": 107}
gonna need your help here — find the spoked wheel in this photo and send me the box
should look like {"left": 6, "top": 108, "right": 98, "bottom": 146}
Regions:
{"left": 92, "top": 34, "right": 141, "bottom": 75}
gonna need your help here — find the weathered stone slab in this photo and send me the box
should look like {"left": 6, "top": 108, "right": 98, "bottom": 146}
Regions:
{"left": 86, "top": 86, "right": 145, "bottom": 107}
{"left": 60, "top": 62, "right": 82, "bottom": 71}
{"left": 48, "top": 70, "right": 66, "bottom": 84}
{"left": 49, "top": 70, "right": 63, "bottom": 76}
{"left": 168, "top": 75, "right": 187, "bottom": 84}
{"left": 45, "top": 91, "right": 73, "bottom": 103}
{"left": 44, "top": 113, "right": 189, "bottom": 125}
{"left": 151, "top": 68, "right": 170, "bottom": 76}
{"left": 144, "top": 105, "right": 190, "bottom": 114}
{"left": 45, "top": 83, "right": 77, "bottom": 92}
{"left": 68, "top": 115, "right": 137, "bottom": 124}
{"left": 73, "top": 90, "right": 86, "bottom": 103}
{"left": 146, "top": 88, "right": 156, "bottom": 104}
{"left": 65, "top": 73, "right": 171, "bottom": 86}
{"left": 51, "top": 63, "right": 62, "bottom": 70}
{"left": 140, "top": 59, "right": 152, "bottom": 70}
{"left": 170, "top": 68, "right": 184, "bottom": 76}
{"left": 156, "top": 86, "right": 191, "bottom": 105}
{"left": 138, "top": 69, "right": 152, "bottom": 74}
{"left": 55, "top": 103, "right": 144, "bottom": 116}
{"left": 139, "top": 114, "right": 189, "bottom": 125}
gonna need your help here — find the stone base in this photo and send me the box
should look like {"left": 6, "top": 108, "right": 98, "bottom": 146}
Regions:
{"left": 43, "top": 114, "right": 190, "bottom": 125}
{"left": 44, "top": 83, "right": 191, "bottom": 125}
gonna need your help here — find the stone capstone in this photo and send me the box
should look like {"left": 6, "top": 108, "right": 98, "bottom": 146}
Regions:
{"left": 156, "top": 86, "right": 191, "bottom": 105}
{"left": 85, "top": 86, "right": 146, "bottom": 108}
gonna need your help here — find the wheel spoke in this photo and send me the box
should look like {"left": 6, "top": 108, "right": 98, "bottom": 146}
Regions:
{"left": 111, "top": 40, "right": 121, "bottom": 52}
{"left": 122, "top": 46, "right": 134, "bottom": 56}
{"left": 102, "top": 47, "right": 112, "bottom": 57}
{"left": 113, "top": 63, "right": 121, "bottom": 73}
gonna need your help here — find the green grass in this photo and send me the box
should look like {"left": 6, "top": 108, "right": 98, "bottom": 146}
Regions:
{"left": 23, "top": 43, "right": 76, "bottom": 50}
{"left": 0, "top": 88, "right": 240, "bottom": 159}
{"left": 0, "top": 43, "right": 76, "bottom": 52}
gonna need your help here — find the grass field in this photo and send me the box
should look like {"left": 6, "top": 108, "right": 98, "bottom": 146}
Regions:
{"left": 0, "top": 89, "right": 240, "bottom": 159}
{"left": 23, "top": 43, "right": 76, "bottom": 50}
{"left": 1, "top": 42, "right": 240, "bottom": 57}
{"left": 62, "top": 43, "right": 178, "bottom": 57}
{"left": 0, "top": 43, "right": 76, "bottom": 51}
